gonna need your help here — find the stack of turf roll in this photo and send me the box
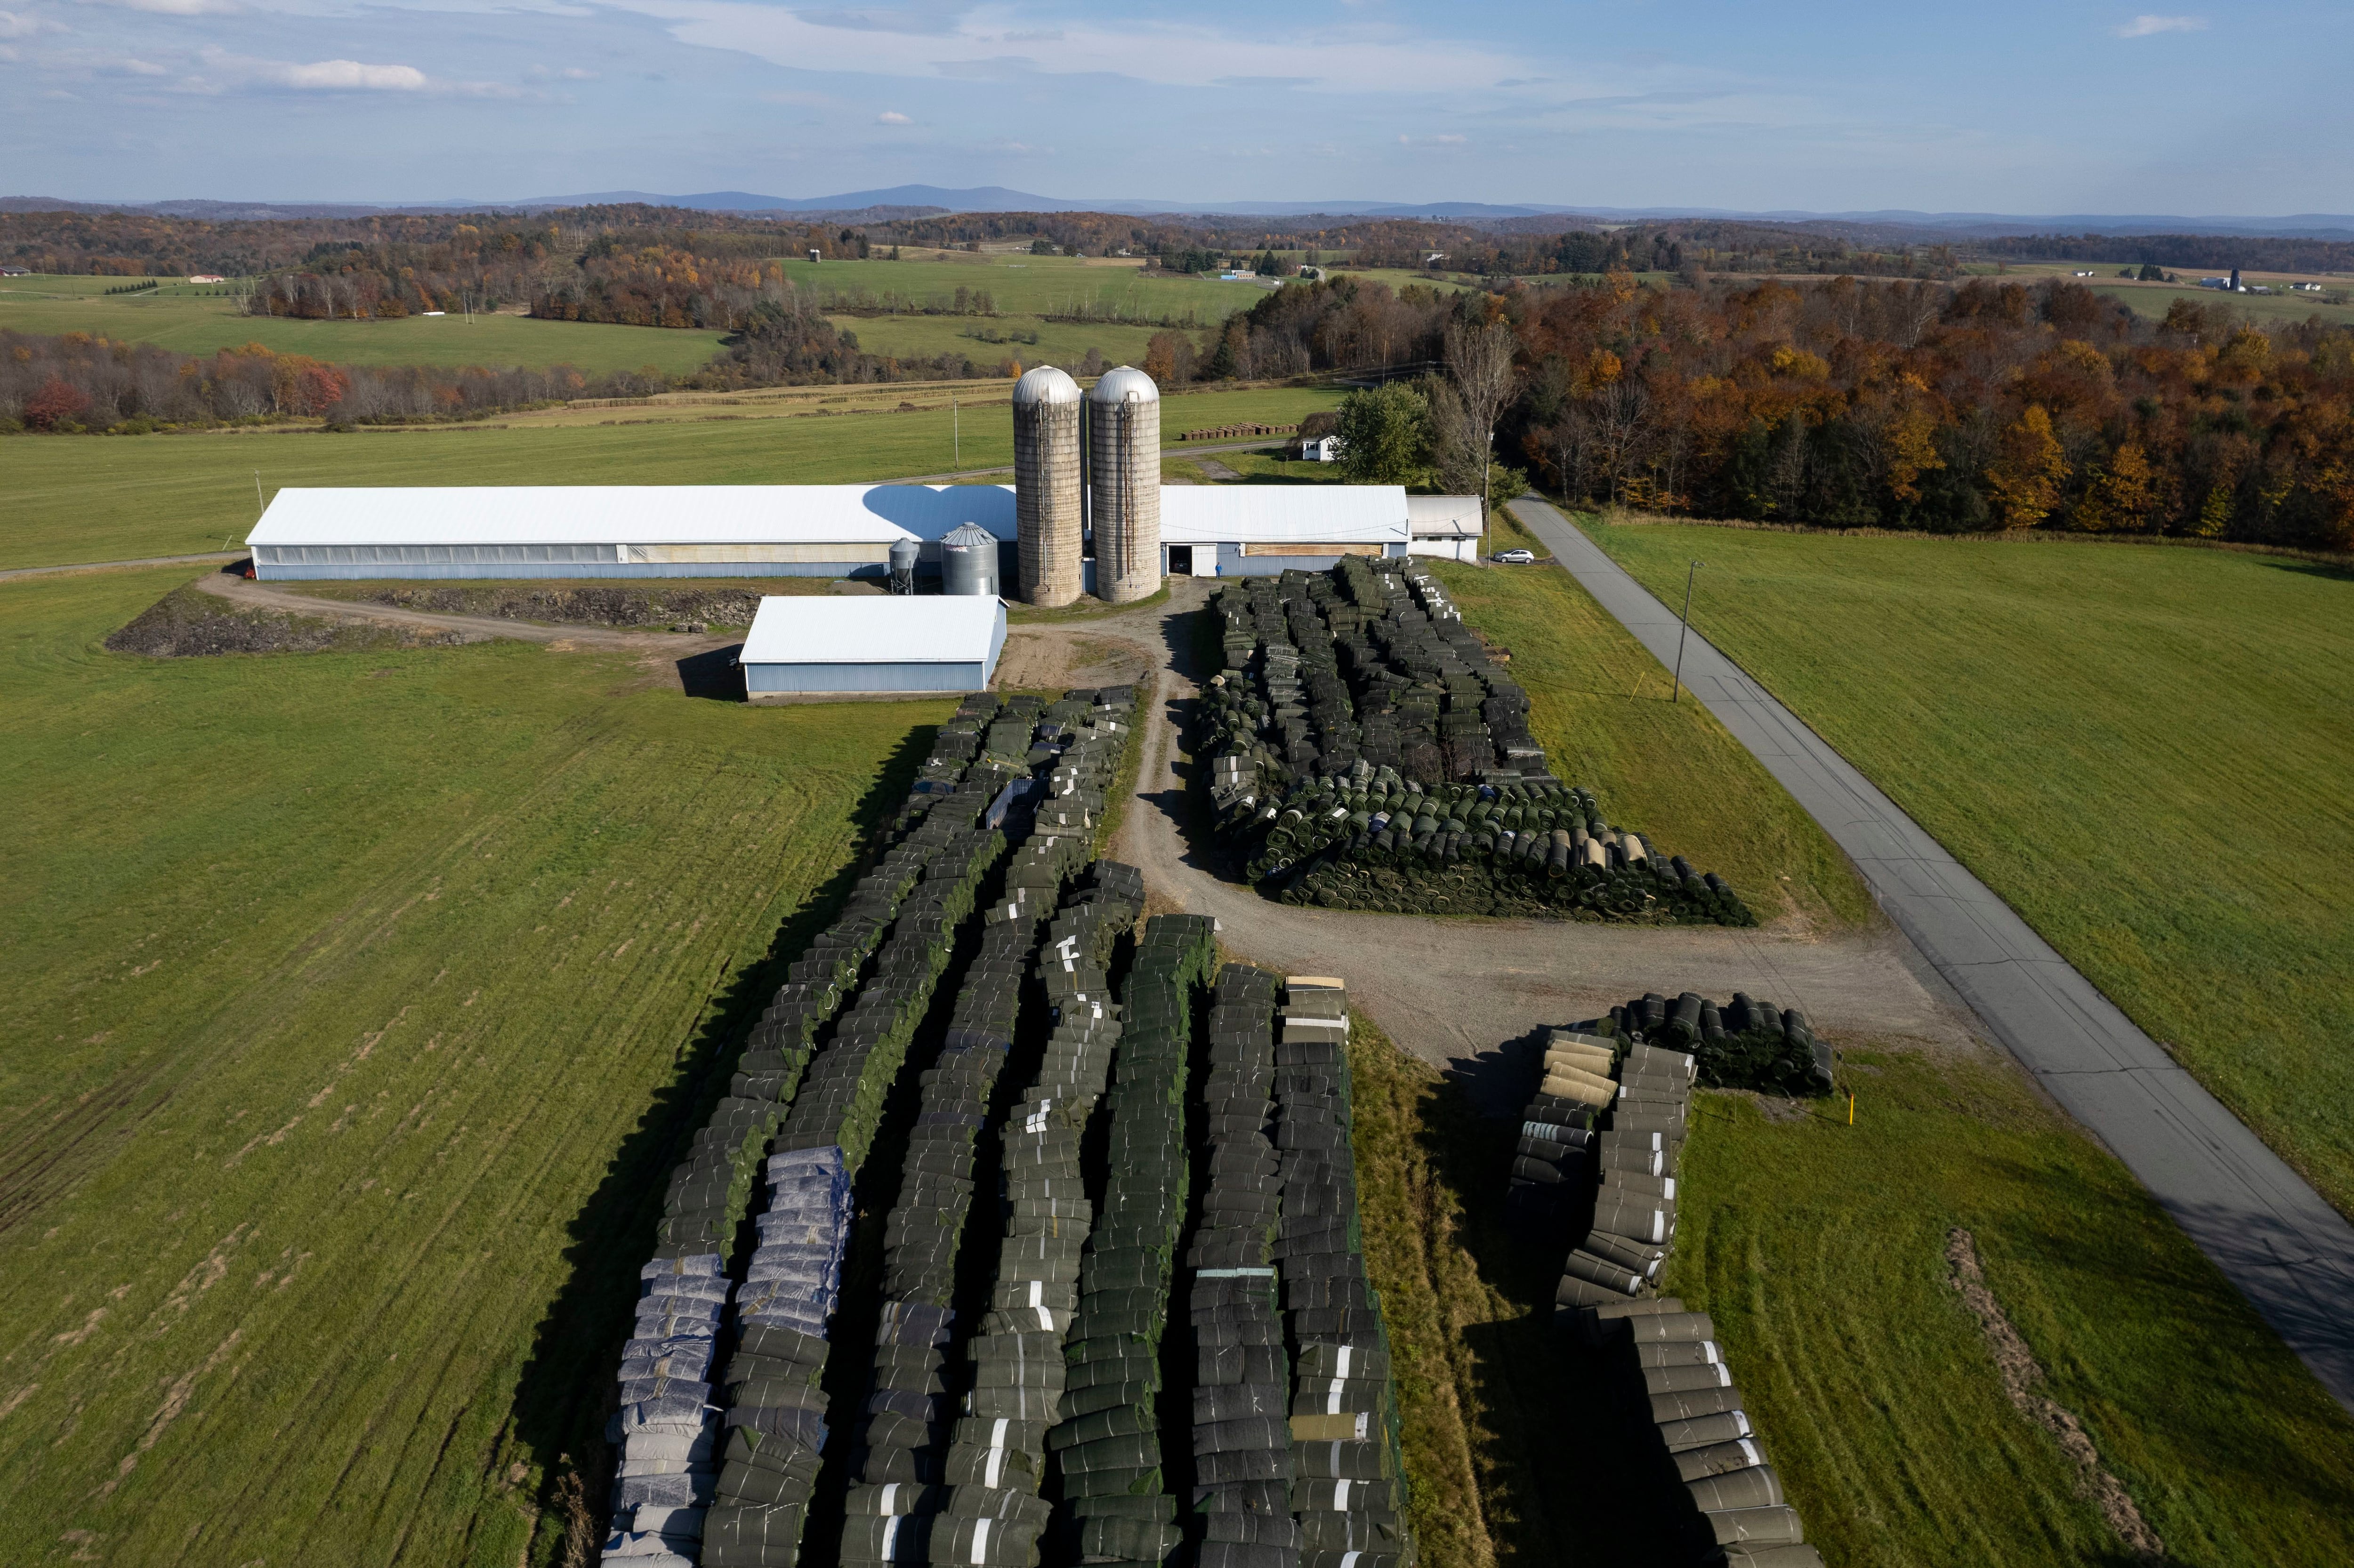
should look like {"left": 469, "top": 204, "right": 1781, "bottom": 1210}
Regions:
{"left": 1550, "top": 1021, "right": 1818, "bottom": 1564}
{"left": 1501, "top": 1026, "right": 1612, "bottom": 1241}
{"left": 1548, "top": 1031, "right": 1692, "bottom": 1319}
{"left": 1588, "top": 992, "right": 1833, "bottom": 1099}
{"left": 604, "top": 796, "right": 961, "bottom": 1566}
{"left": 1185, "top": 964, "right": 1295, "bottom": 1568}
{"left": 1272, "top": 979, "right": 1411, "bottom": 1568}
{"left": 933, "top": 865, "right": 1146, "bottom": 1568}
{"left": 1049, "top": 915, "right": 1220, "bottom": 1560}
{"left": 1217, "top": 770, "right": 1749, "bottom": 926}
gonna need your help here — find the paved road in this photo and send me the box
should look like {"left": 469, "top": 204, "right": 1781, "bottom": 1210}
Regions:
{"left": 1510, "top": 495, "right": 2354, "bottom": 1412}
{"left": 0, "top": 551, "right": 244, "bottom": 582}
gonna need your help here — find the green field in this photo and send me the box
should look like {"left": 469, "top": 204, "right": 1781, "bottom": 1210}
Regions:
{"left": 1, "top": 385, "right": 1346, "bottom": 571}
{"left": 1588, "top": 521, "right": 2354, "bottom": 1214}
{"left": 1430, "top": 510, "right": 1870, "bottom": 929}
{"left": 1347, "top": 1018, "right": 2354, "bottom": 1568}
{"left": 828, "top": 311, "right": 1165, "bottom": 368}
{"left": 777, "top": 251, "right": 1275, "bottom": 321}
{"left": 0, "top": 564, "right": 937, "bottom": 1564}
{"left": 0, "top": 277, "right": 729, "bottom": 373}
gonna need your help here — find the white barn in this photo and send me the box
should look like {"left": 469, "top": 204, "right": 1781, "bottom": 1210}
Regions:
{"left": 248, "top": 482, "right": 1433, "bottom": 583}
{"left": 740, "top": 595, "right": 1005, "bottom": 698}
{"left": 247, "top": 485, "right": 1015, "bottom": 581}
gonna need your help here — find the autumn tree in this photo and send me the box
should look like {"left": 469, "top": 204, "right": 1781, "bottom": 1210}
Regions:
{"left": 1984, "top": 404, "right": 2069, "bottom": 528}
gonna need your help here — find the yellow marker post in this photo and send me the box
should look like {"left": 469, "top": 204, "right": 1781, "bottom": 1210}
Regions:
{"left": 1847, "top": 1093, "right": 1855, "bottom": 1126}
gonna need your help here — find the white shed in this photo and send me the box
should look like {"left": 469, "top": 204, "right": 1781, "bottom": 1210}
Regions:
{"left": 740, "top": 595, "right": 1007, "bottom": 699}
{"left": 1406, "top": 495, "right": 1484, "bottom": 563}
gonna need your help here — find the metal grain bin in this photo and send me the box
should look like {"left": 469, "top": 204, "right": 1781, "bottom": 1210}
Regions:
{"left": 943, "top": 522, "right": 1000, "bottom": 597}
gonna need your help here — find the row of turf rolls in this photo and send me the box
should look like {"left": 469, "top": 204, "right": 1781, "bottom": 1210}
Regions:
{"left": 1586, "top": 991, "right": 1833, "bottom": 1099}
{"left": 1542, "top": 1023, "right": 1822, "bottom": 1566}
{"left": 1047, "top": 914, "right": 1222, "bottom": 1555}
{"left": 601, "top": 687, "right": 1115, "bottom": 1567}
{"left": 1271, "top": 980, "right": 1413, "bottom": 1568}
{"left": 603, "top": 716, "right": 998, "bottom": 1564}
{"left": 1179, "top": 964, "right": 1294, "bottom": 1565}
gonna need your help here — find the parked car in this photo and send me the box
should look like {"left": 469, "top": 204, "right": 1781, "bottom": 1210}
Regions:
{"left": 1493, "top": 548, "right": 1536, "bottom": 565}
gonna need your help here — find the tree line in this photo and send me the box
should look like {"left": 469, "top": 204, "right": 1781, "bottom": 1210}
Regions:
{"left": 1311, "top": 273, "right": 2354, "bottom": 552}
{"left": 0, "top": 309, "right": 1039, "bottom": 434}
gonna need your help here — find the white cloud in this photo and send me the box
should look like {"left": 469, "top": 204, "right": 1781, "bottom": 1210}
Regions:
{"left": 2114, "top": 15, "right": 2205, "bottom": 36}
{"left": 266, "top": 56, "right": 428, "bottom": 89}
{"left": 527, "top": 63, "right": 599, "bottom": 79}
{"left": 182, "top": 47, "right": 527, "bottom": 96}
{"left": 78, "top": 0, "right": 242, "bottom": 15}
{"left": 876, "top": 108, "right": 910, "bottom": 123}
{"left": 609, "top": 0, "right": 1544, "bottom": 96}
{"left": 0, "top": 9, "right": 65, "bottom": 36}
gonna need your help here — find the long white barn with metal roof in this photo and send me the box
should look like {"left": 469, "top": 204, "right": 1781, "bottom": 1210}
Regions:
{"left": 245, "top": 482, "right": 1430, "bottom": 582}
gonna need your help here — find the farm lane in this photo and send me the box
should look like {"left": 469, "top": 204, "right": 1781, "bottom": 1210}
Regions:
{"left": 1511, "top": 493, "right": 2354, "bottom": 1414}
{"left": 0, "top": 550, "right": 245, "bottom": 580}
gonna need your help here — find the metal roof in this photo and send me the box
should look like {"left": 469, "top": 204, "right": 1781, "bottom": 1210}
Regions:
{"left": 247, "top": 485, "right": 1016, "bottom": 548}
{"left": 1012, "top": 365, "right": 1080, "bottom": 405}
{"left": 1089, "top": 366, "right": 1159, "bottom": 404}
{"left": 246, "top": 482, "right": 1411, "bottom": 549}
{"left": 1160, "top": 485, "right": 1409, "bottom": 545}
{"left": 1406, "top": 495, "right": 1483, "bottom": 538}
{"left": 741, "top": 595, "right": 1003, "bottom": 665}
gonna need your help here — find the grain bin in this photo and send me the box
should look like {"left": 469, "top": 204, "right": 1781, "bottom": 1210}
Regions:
{"left": 1012, "top": 365, "right": 1083, "bottom": 607}
{"left": 1087, "top": 366, "right": 1161, "bottom": 604}
{"left": 942, "top": 522, "right": 1000, "bottom": 597}
{"left": 888, "top": 536, "right": 919, "bottom": 595}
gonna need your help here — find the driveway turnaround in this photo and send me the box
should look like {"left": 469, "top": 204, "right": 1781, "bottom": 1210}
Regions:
{"left": 1510, "top": 496, "right": 2354, "bottom": 1414}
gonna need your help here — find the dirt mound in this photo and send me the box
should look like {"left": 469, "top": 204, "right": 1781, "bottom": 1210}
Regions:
{"left": 300, "top": 581, "right": 795, "bottom": 628}
{"left": 107, "top": 585, "right": 473, "bottom": 658}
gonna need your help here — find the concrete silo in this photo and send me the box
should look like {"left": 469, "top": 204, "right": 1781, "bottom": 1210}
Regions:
{"left": 1088, "top": 365, "right": 1161, "bottom": 604}
{"left": 1011, "top": 365, "right": 1083, "bottom": 606}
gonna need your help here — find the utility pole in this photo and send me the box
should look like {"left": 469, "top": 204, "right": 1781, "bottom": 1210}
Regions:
{"left": 1671, "top": 559, "right": 1701, "bottom": 703}
{"left": 952, "top": 394, "right": 959, "bottom": 468}
{"left": 254, "top": 470, "right": 265, "bottom": 517}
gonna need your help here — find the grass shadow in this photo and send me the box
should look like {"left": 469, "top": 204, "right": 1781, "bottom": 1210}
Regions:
{"left": 506, "top": 724, "right": 936, "bottom": 1559}
{"left": 676, "top": 643, "right": 746, "bottom": 701}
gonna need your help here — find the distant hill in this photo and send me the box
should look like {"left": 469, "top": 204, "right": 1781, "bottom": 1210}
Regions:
{"left": 6, "top": 189, "right": 2350, "bottom": 240}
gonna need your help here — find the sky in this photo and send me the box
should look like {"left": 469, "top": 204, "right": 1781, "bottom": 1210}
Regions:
{"left": 3, "top": 0, "right": 2348, "bottom": 214}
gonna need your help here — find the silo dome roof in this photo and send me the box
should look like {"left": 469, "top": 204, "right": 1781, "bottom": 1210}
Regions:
{"left": 1012, "top": 365, "right": 1081, "bottom": 405}
{"left": 943, "top": 522, "right": 1000, "bottom": 547}
{"left": 1088, "top": 366, "right": 1160, "bottom": 404}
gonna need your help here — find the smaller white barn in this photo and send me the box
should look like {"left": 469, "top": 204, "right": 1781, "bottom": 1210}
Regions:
{"left": 1301, "top": 436, "right": 1341, "bottom": 463}
{"left": 1406, "top": 495, "right": 1484, "bottom": 563}
{"left": 1159, "top": 486, "right": 1411, "bottom": 576}
{"left": 740, "top": 595, "right": 1006, "bottom": 699}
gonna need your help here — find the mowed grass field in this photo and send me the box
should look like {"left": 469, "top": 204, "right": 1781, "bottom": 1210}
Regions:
{"left": 0, "top": 565, "right": 938, "bottom": 1564}
{"left": 1589, "top": 522, "right": 2354, "bottom": 1214}
{"left": 774, "top": 250, "right": 1275, "bottom": 319}
{"left": 1430, "top": 512, "right": 1871, "bottom": 930}
{"left": 0, "top": 278, "right": 729, "bottom": 374}
{"left": 828, "top": 312, "right": 1164, "bottom": 368}
{"left": 1345, "top": 1021, "right": 2354, "bottom": 1568}
{"left": 1, "top": 385, "right": 1346, "bottom": 571}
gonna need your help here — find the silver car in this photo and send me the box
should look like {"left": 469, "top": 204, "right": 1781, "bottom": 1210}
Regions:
{"left": 1493, "top": 548, "right": 1536, "bottom": 565}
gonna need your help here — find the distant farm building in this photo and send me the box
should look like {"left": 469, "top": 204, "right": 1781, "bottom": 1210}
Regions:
{"left": 0, "top": 266, "right": 29, "bottom": 277}
{"left": 740, "top": 595, "right": 1004, "bottom": 698}
{"left": 1301, "top": 435, "right": 1341, "bottom": 462}
{"left": 188, "top": 273, "right": 227, "bottom": 283}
